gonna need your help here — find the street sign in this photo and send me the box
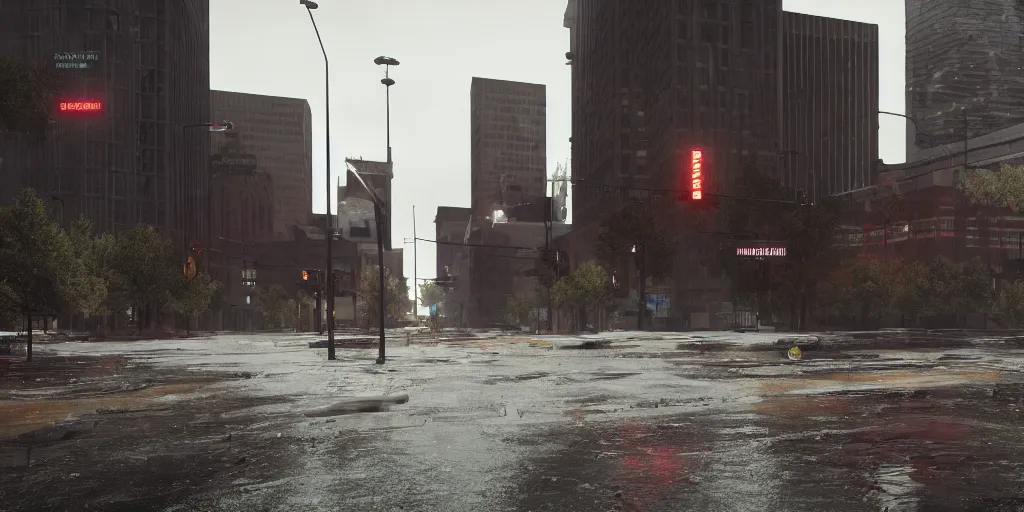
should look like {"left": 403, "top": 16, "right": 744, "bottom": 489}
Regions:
{"left": 184, "top": 257, "right": 197, "bottom": 280}
{"left": 735, "top": 241, "right": 788, "bottom": 258}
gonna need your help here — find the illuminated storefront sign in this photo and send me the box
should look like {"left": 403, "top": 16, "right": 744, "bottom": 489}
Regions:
{"left": 54, "top": 51, "right": 100, "bottom": 69}
{"left": 59, "top": 101, "right": 103, "bottom": 113}
{"left": 736, "top": 246, "right": 787, "bottom": 257}
{"left": 690, "top": 148, "right": 703, "bottom": 200}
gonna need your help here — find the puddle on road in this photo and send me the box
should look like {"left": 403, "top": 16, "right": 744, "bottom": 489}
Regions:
{"left": 0, "top": 382, "right": 205, "bottom": 438}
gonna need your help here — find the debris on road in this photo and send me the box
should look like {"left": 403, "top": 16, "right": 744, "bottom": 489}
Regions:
{"left": 302, "top": 394, "right": 410, "bottom": 417}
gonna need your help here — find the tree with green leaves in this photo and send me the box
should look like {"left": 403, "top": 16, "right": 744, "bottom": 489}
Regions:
{"left": 106, "top": 225, "right": 179, "bottom": 332}
{"left": 816, "top": 258, "right": 897, "bottom": 327}
{"left": 0, "top": 56, "right": 62, "bottom": 139}
{"left": 595, "top": 202, "right": 675, "bottom": 281}
{"left": 720, "top": 162, "right": 843, "bottom": 329}
{"left": 256, "top": 284, "right": 294, "bottom": 330}
{"left": 0, "top": 189, "right": 80, "bottom": 360}
{"left": 418, "top": 281, "right": 445, "bottom": 310}
{"left": 502, "top": 292, "right": 537, "bottom": 327}
{"left": 960, "top": 163, "right": 1024, "bottom": 212}
{"left": 892, "top": 260, "right": 941, "bottom": 323}
{"left": 169, "top": 272, "right": 221, "bottom": 335}
{"left": 65, "top": 218, "right": 110, "bottom": 329}
{"left": 997, "top": 281, "right": 1024, "bottom": 327}
{"left": 550, "top": 260, "right": 612, "bottom": 332}
{"left": 359, "top": 265, "right": 410, "bottom": 329}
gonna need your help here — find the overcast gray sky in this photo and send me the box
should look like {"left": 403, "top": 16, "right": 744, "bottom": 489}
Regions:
{"left": 209, "top": 0, "right": 904, "bottom": 293}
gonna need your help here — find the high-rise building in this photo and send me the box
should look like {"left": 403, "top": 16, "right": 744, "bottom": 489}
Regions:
{"left": 210, "top": 91, "right": 312, "bottom": 240}
{"left": 906, "top": 0, "right": 1024, "bottom": 151}
{"left": 469, "top": 77, "right": 547, "bottom": 215}
{"left": 565, "top": 0, "right": 782, "bottom": 228}
{"left": 780, "top": 12, "right": 879, "bottom": 200}
{"left": 0, "top": 0, "right": 211, "bottom": 252}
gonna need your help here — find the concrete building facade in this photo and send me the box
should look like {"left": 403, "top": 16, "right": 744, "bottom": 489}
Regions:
{"left": 564, "top": 0, "right": 783, "bottom": 328}
{"left": 565, "top": 0, "right": 783, "bottom": 229}
{"left": 470, "top": 77, "right": 547, "bottom": 215}
{"left": 780, "top": 12, "right": 879, "bottom": 201}
{"left": 434, "top": 206, "right": 472, "bottom": 278}
{"left": 0, "top": 0, "right": 211, "bottom": 252}
{"left": 210, "top": 90, "right": 312, "bottom": 241}
{"left": 906, "top": 0, "right": 1024, "bottom": 154}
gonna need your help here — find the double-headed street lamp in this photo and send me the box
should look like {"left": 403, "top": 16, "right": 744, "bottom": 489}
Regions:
{"left": 299, "top": 0, "right": 337, "bottom": 360}
{"left": 374, "top": 56, "right": 399, "bottom": 163}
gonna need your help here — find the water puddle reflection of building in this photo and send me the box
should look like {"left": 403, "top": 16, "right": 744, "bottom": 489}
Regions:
{"left": 871, "top": 463, "right": 923, "bottom": 511}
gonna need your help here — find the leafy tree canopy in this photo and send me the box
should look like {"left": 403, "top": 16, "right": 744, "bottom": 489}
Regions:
{"left": 961, "top": 163, "right": 1024, "bottom": 212}
{"left": 0, "top": 56, "right": 61, "bottom": 139}
{"left": 418, "top": 281, "right": 445, "bottom": 308}
{"left": 257, "top": 284, "right": 294, "bottom": 329}
{"left": 998, "top": 281, "right": 1024, "bottom": 327}
{"left": 360, "top": 265, "right": 410, "bottom": 328}
{"left": 0, "top": 189, "right": 79, "bottom": 317}
{"left": 817, "top": 256, "right": 992, "bottom": 322}
{"left": 595, "top": 203, "right": 675, "bottom": 279}
{"left": 170, "top": 272, "right": 221, "bottom": 322}
{"left": 550, "top": 260, "right": 612, "bottom": 311}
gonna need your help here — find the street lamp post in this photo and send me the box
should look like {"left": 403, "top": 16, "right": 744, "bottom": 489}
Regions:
{"left": 299, "top": 0, "right": 337, "bottom": 360}
{"left": 346, "top": 162, "right": 388, "bottom": 364}
{"left": 184, "top": 121, "right": 232, "bottom": 330}
{"left": 374, "top": 56, "right": 399, "bottom": 164}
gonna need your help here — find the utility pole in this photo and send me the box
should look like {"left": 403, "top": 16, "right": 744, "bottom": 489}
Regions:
{"left": 412, "top": 205, "right": 418, "bottom": 321}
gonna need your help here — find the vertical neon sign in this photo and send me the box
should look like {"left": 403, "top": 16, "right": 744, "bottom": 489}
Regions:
{"left": 690, "top": 149, "right": 704, "bottom": 200}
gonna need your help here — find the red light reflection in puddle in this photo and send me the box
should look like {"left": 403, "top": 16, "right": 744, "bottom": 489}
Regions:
{"left": 616, "top": 423, "right": 695, "bottom": 510}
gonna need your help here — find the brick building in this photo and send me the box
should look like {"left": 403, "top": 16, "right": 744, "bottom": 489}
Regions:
{"left": 210, "top": 90, "right": 312, "bottom": 241}
{"left": 0, "top": 0, "right": 211, "bottom": 253}
{"left": 835, "top": 121, "right": 1024, "bottom": 272}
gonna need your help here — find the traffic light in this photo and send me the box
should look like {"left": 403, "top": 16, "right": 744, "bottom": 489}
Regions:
{"left": 435, "top": 266, "right": 456, "bottom": 290}
{"left": 301, "top": 270, "right": 311, "bottom": 281}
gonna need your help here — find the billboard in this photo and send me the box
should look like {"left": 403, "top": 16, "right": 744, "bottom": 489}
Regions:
{"left": 54, "top": 51, "right": 100, "bottom": 69}
{"left": 211, "top": 153, "right": 258, "bottom": 174}
{"left": 735, "top": 246, "right": 787, "bottom": 258}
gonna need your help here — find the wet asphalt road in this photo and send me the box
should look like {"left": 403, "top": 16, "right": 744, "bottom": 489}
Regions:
{"left": 2, "top": 332, "right": 1024, "bottom": 511}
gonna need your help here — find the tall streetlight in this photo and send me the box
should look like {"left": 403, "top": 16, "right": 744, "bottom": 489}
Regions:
{"left": 346, "top": 161, "right": 388, "bottom": 364}
{"left": 374, "top": 56, "right": 399, "bottom": 164}
{"left": 299, "top": 0, "right": 337, "bottom": 360}
{"left": 184, "top": 120, "right": 233, "bottom": 322}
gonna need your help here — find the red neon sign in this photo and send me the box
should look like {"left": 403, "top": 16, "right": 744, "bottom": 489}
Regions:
{"left": 59, "top": 101, "right": 103, "bottom": 113}
{"left": 690, "top": 149, "right": 703, "bottom": 200}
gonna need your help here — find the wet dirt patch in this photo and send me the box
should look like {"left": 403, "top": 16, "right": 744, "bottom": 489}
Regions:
{"left": 0, "top": 382, "right": 210, "bottom": 438}
{"left": 757, "top": 369, "right": 1002, "bottom": 396}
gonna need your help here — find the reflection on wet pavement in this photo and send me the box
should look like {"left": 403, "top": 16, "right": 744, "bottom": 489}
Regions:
{"left": 2, "top": 334, "right": 1024, "bottom": 511}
